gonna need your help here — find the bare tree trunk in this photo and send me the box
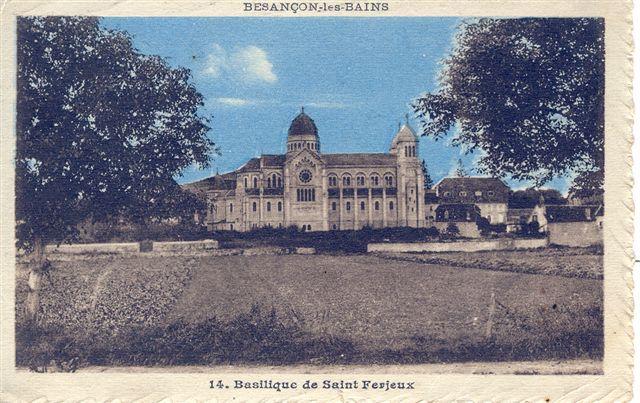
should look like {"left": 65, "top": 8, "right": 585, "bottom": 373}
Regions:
{"left": 485, "top": 291, "right": 496, "bottom": 340}
{"left": 25, "top": 236, "right": 45, "bottom": 322}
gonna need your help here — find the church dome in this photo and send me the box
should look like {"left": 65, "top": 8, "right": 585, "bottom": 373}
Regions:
{"left": 288, "top": 108, "right": 318, "bottom": 137}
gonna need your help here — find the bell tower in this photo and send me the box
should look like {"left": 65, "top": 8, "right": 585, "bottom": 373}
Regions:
{"left": 390, "top": 117, "right": 424, "bottom": 228}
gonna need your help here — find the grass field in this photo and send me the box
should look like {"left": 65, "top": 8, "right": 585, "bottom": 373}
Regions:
{"left": 15, "top": 251, "right": 603, "bottom": 368}
{"left": 377, "top": 247, "right": 603, "bottom": 279}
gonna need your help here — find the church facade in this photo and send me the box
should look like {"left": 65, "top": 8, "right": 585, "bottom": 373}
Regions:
{"left": 189, "top": 109, "right": 426, "bottom": 232}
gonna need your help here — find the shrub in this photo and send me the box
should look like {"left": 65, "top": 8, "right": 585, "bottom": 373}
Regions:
{"left": 477, "top": 216, "right": 506, "bottom": 236}
{"left": 518, "top": 221, "right": 542, "bottom": 237}
{"left": 17, "top": 304, "right": 357, "bottom": 368}
{"left": 425, "top": 226, "right": 440, "bottom": 237}
{"left": 77, "top": 221, "right": 209, "bottom": 243}
{"left": 445, "top": 222, "right": 460, "bottom": 237}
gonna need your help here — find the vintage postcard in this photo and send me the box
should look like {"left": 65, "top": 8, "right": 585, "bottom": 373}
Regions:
{"left": 0, "top": 0, "right": 634, "bottom": 401}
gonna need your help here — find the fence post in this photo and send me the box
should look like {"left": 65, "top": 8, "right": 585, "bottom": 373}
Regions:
{"left": 485, "top": 291, "right": 496, "bottom": 339}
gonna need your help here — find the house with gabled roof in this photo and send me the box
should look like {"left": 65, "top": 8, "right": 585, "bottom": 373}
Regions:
{"left": 433, "top": 177, "right": 510, "bottom": 224}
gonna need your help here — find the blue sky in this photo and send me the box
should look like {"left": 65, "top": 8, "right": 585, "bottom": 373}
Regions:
{"left": 102, "top": 17, "right": 569, "bottom": 192}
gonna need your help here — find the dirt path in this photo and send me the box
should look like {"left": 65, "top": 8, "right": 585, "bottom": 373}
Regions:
{"left": 65, "top": 359, "right": 602, "bottom": 375}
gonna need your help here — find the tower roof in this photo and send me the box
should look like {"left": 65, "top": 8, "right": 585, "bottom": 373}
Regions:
{"left": 288, "top": 108, "right": 318, "bottom": 137}
{"left": 390, "top": 123, "right": 417, "bottom": 152}
{"left": 393, "top": 124, "right": 417, "bottom": 143}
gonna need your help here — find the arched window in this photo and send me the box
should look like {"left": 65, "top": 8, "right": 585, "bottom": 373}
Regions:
{"left": 389, "top": 201, "right": 394, "bottom": 210}
{"left": 229, "top": 203, "right": 233, "bottom": 213}
{"left": 244, "top": 177, "right": 248, "bottom": 188}
{"left": 328, "top": 176, "right": 338, "bottom": 187}
{"left": 385, "top": 175, "right": 394, "bottom": 187}
{"left": 252, "top": 202, "right": 257, "bottom": 212}
{"left": 267, "top": 202, "right": 271, "bottom": 212}
{"left": 277, "top": 177, "right": 282, "bottom": 187}
{"left": 360, "top": 201, "right": 365, "bottom": 210}
{"left": 375, "top": 201, "right": 380, "bottom": 210}
{"left": 278, "top": 201, "right": 282, "bottom": 211}
{"left": 272, "top": 174, "right": 277, "bottom": 187}
{"left": 346, "top": 201, "right": 351, "bottom": 211}
{"left": 342, "top": 175, "right": 351, "bottom": 187}
{"left": 370, "top": 175, "right": 379, "bottom": 187}
{"left": 332, "top": 201, "right": 337, "bottom": 211}
{"left": 356, "top": 175, "right": 365, "bottom": 187}
{"left": 267, "top": 178, "right": 272, "bottom": 188}
{"left": 253, "top": 177, "right": 258, "bottom": 188}
{"left": 444, "top": 210, "right": 449, "bottom": 220}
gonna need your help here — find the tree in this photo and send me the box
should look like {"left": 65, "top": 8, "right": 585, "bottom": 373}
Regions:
{"left": 454, "top": 159, "right": 469, "bottom": 177}
{"left": 17, "top": 17, "right": 214, "bottom": 321}
{"left": 445, "top": 222, "right": 460, "bottom": 237}
{"left": 568, "top": 168, "right": 604, "bottom": 200}
{"left": 413, "top": 18, "right": 604, "bottom": 186}
{"left": 509, "top": 187, "right": 566, "bottom": 208}
{"left": 421, "top": 159, "right": 434, "bottom": 189}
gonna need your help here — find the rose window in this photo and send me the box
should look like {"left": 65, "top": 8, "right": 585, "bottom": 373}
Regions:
{"left": 298, "top": 169, "right": 313, "bottom": 183}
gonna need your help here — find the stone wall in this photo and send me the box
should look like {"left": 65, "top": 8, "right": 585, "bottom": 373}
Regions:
{"left": 39, "top": 241, "right": 318, "bottom": 261}
{"left": 45, "top": 242, "right": 139, "bottom": 255}
{"left": 367, "top": 237, "right": 549, "bottom": 253}
{"left": 548, "top": 222, "right": 603, "bottom": 247}
{"left": 152, "top": 239, "right": 219, "bottom": 253}
{"left": 45, "top": 240, "right": 219, "bottom": 256}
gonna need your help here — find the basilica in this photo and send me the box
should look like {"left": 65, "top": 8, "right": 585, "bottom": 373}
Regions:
{"left": 187, "top": 109, "right": 426, "bottom": 232}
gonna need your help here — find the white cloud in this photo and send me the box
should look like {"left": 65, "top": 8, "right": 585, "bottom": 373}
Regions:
{"left": 304, "top": 101, "right": 347, "bottom": 109}
{"left": 215, "top": 97, "right": 254, "bottom": 106}
{"left": 203, "top": 43, "right": 277, "bottom": 84}
{"left": 203, "top": 44, "right": 227, "bottom": 77}
{"left": 233, "top": 46, "right": 277, "bottom": 83}
{"left": 209, "top": 98, "right": 349, "bottom": 109}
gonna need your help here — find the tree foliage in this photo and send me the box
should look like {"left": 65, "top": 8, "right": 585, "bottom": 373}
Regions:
{"left": 16, "top": 17, "right": 214, "bottom": 251}
{"left": 568, "top": 169, "right": 604, "bottom": 200}
{"left": 413, "top": 18, "right": 604, "bottom": 185}
{"left": 454, "top": 159, "right": 469, "bottom": 177}
{"left": 421, "top": 159, "right": 434, "bottom": 189}
{"left": 509, "top": 187, "right": 566, "bottom": 208}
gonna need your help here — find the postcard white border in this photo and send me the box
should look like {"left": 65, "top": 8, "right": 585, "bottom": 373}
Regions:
{"left": 0, "top": 1, "right": 633, "bottom": 401}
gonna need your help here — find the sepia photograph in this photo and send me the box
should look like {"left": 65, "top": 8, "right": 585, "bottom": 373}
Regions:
{"left": 13, "top": 14, "right": 607, "bottom": 377}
